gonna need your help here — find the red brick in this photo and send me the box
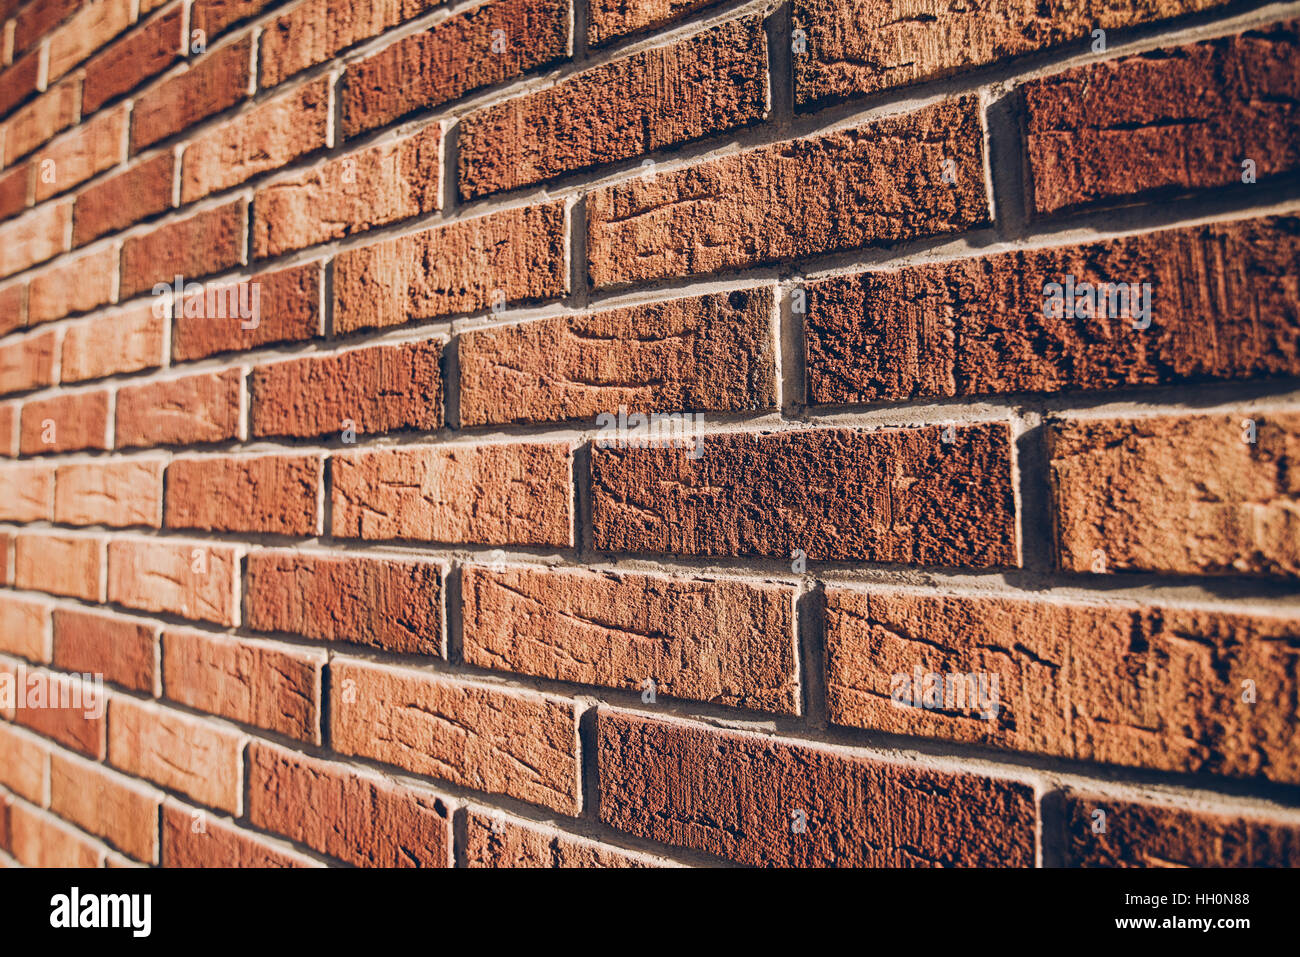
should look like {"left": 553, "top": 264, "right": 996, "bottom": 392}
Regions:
{"left": 165, "top": 454, "right": 321, "bottom": 536}
{"left": 108, "top": 696, "right": 244, "bottom": 814}
{"left": 73, "top": 149, "right": 175, "bottom": 245}
{"left": 12, "top": 0, "right": 81, "bottom": 57}
{"left": 82, "top": 6, "right": 184, "bottom": 113}
{"left": 20, "top": 390, "right": 110, "bottom": 453}
{"left": 32, "top": 104, "right": 126, "bottom": 202}
{"left": 588, "top": 0, "right": 719, "bottom": 45}
{"left": 52, "top": 608, "right": 158, "bottom": 694}
{"left": 1022, "top": 20, "right": 1300, "bottom": 215}
{"left": 0, "top": 166, "right": 29, "bottom": 222}
{"left": 1049, "top": 410, "right": 1300, "bottom": 578}
{"left": 261, "top": 0, "right": 442, "bottom": 88}
{"left": 0, "top": 201, "right": 72, "bottom": 278}
{"left": 50, "top": 752, "right": 160, "bottom": 862}
{"left": 792, "top": 0, "right": 1233, "bottom": 104}
{"left": 162, "top": 628, "right": 324, "bottom": 742}
{"left": 464, "top": 808, "right": 660, "bottom": 867}
{"left": 252, "top": 340, "right": 443, "bottom": 440}
{"left": 0, "top": 329, "right": 56, "bottom": 394}
{"left": 0, "top": 401, "right": 13, "bottom": 456}
{"left": 826, "top": 589, "right": 1300, "bottom": 784}
{"left": 11, "top": 668, "right": 107, "bottom": 759}
{"left": 0, "top": 593, "right": 49, "bottom": 661}
{"left": 14, "top": 532, "right": 103, "bottom": 601}
{"left": 120, "top": 199, "right": 246, "bottom": 298}
{"left": 461, "top": 17, "right": 766, "bottom": 199}
{"left": 6, "top": 802, "right": 105, "bottom": 867}
{"left": 190, "top": 0, "right": 281, "bottom": 40}
{"left": 0, "top": 284, "right": 24, "bottom": 336}
{"left": 248, "top": 741, "right": 452, "bottom": 867}
{"left": 161, "top": 800, "right": 316, "bottom": 867}
{"left": 253, "top": 124, "right": 442, "bottom": 258}
{"left": 330, "top": 658, "right": 581, "bottom": 813}
{"left": 0, "top": 47, "right": 40, "bottom": 119}
{"left": 587, "top": 97, "right": 988, "bottom": 289}
{"left": 60, "top": 305, "right": 167, "bottom": 382}
{"left": 334, "top": 201, "right": 567, "bottom": 333}
{"left": 806, "top": 215, "right": 1300, "bottom": 404}
{"left": 27, "top": 245, "right": 118, "bottom": 326}
{"left": 341, "top": 0, "right": 570, "bottom": 138}
{"left": 246, "top": 549, "right": 445, "bottom": 655}
{"left": 0, "top": 462, "right": 53, "bottom": 521}
{"left": 107, "top": 538, "right": 241, "bottom": 626}
{"left": 462, "top": 565, "right": 798, "bottom": 713}
{"left": 115, "top": 367, "right": 243, "bottom": 448}
{"left": 0, "top": 530, "right": 11, "bottom": 581}
{"left": 1063, "top": 792, "right": 1300, "bottom": 867}
{"left": 592, "top": 423, "right": 1019, "bottom": 566}
{"left": 131, "top": 36, "right": 251, "bottom": 153}
{"left": 599, "top": 708, "right": 1036, "bottom": 866}
{"left": 171, "top": 261, "right": 321, "bottom": 360}
{"left": 332, "top": 442, "right": 572, "bottom": 546}
{"left": 47, "top": 0, "right": 134, "bottom": 81}
{"left": 0, "top": 723, "right": 46, "bottom": 804}
{"left": 2, "top": 77, "right": 79, "bottom": 165}
{"left": 460, "top": 287, "right": 777, "bottom": 426}
{"left": 54, "top": 459, "right": 164, "bottom": 527}
{"left": 181, "top": 76, "right": 330, "bottom": 203}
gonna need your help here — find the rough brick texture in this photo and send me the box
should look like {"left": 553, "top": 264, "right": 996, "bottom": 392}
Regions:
{"left": 0, "top": 0, "right": 1293, "bottom": 871}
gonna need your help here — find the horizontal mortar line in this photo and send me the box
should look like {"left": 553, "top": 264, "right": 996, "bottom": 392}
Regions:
{"left": 5, "top": 0, "right": 1297, "bottom": 291}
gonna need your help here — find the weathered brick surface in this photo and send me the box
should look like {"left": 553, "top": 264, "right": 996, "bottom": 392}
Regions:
{"left": 246, "top": 550, "right": 445, "bottom": 655}
{"left": 14, "top": 532, "right": 103, "bottom": 601}
{"left": 171, "top": 262, "right": 321, "bottom": 360}
{"left": 0, "top": 285, "right": 25, "bottom": 336}
{"left": 252, "top": 125, "right": 442, "bottom": 258}
{"left": 182, "top": 77, "right": 331, "bottom": 203}
{"left": 1062, "top": 793, "right": 1300, "bottom": 867}
{"left": 459, "top": 287, "right": 777, "bottom": 426}
{"left": 248, "top": 742, "right": 452, "bottom": 867}
{"left": 165, "top": 454, "right": 322, "bottom": 536}
{"left": 0, "top": 593, "right": 48, "bottom": 661}
{"left": 805, "top": 215, "right": 1300, "bottom": 404}
{"left": 107, "top": 538, "right": 241, "bottom": 626}
{"left": 0, "top": 201, "right": 71, "bottom": 277}
{"left": 330, "top": 658, "right": 581, "bottom": 814}
{"left": 252, "top": 340, "right": 443, "bottom": 440}
{"left": 1049, "top": 411, "right": 1300, "bottom": 578}
{"left": 260, "top": 0, "right": 443, "bottom": 88}
{"left": 341, "top": 0, "right": 570, "bottom": 138}
{"left": 81, "top": 5, "right": 184, "bottom": 113}
{"left": 587, "top": 0, "right": 720, "bottom": 45}
{"left": 825, "top": 589, "right": 1300, "bottom": 783}
{"left": 586, "top": 98, "right": 988, "bottom": 288}
{"left": 32, "top": 105, "right": 126, "bottom": 203}
{"left": 598, "top": 708, "right": 1037, "bottom": 866}
{"left": 0, "top": 462, "right": 53, "bottom": 521}
{"left": 162, "top": 628, "right": 325, "bottom": 742}
{"left": 52, "top": 608, "right": 159, "bottom": 694}
{"left": 0, "top": 47, "right": 40, "bottom": 117}
{"left": 0, "top": 723, "right": 46, "bottom": 805}
{"left": 49, "top": 753, "right": 160, "bottom": 863}
{"left": 592, "top": 424, "right": 1019, "bottom": 566}
{"left": 120, "top": 200, "right": 247, "bottom": 298}
{"left": 109, "top": 697, "right": 244, "bottom": 814}
{"left": 54, "top": 459, "right": 164, "bottom": 527}
{"left": 27, "top": 245, "right": 119, "bottom": 326}
{"left": 190, "top": 0, "right": 281, "bottom": 40}
{"left": 161, "top": 801, "right": 316, "bottom": 867}
{"left": 19, "top": 390, "right": 110, "bottom": 454}
{"left": 46, "top": 0, "right": 133, "bottom": 82}
{"left": 0, "top": 329, "right": 56, "bottom": 395}
{"left": 131, "top": 36, "right": 252, "bottom": 153}
{"left": 72, "top": 151, "right": 175, "bottom": 246}
{"left": 792, "top": 0, "right": 1233, "bottom": 103}
{"left": 2, "top": 78, "right": 78, "bottom": 165}
{"left": 462, "top": 565, "right": 798, "bottom": 712}
{"left": 464, "top": 809, "right": 660, "bottom": 867}
{"left": 115, "top": 367, "right": 243, "bottom": 449}
{"left": 59, "top": 305, "right": 166, "bottom": 381}
{"left": 6, "top": 802, "right": 104, "bottom": 868}
{"left": 459, "top": 17, "right": 767, "bottom": 198}
{"left": 11, "top": 667, "right": 106, "bottom": 759}
{"left": 1022, "top": 20, "right": 1300, "bottom": 214}
{"left": 332, "top": 443, "right": 573, "bottom": 546}
{"left": 12, "top": 0, "right": 81, "bottom": 57}
{"left": 334, "top": 201, "right": 568, "bottom": 333}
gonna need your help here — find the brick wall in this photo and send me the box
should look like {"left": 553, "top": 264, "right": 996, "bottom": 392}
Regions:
{"left": 0, "top": 0, "right": 1297, "bottom": 868}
